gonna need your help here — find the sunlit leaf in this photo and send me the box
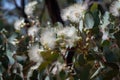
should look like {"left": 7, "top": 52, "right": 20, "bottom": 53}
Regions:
{"left": 85, "top": 13, "right": 94, "bottom": 29}
{"left": 39, "top": 61, "right": 50, "bottom": 71}
{"left": 41, "top": 50, "right": 59, "bottom": 62}
{"left": 79, "top": 19, "right": 83, "bottom": 32}
{"left": 90, "top": 3, "right": 98, "bottom": 12}
{"left": 90, "top": 67, "right": 101, "bottom": 79}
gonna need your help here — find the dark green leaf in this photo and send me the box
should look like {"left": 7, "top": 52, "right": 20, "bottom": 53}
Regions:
{"left": 114, "top": 30, "right": 120, "bottom": 48}
{"left": 39, "top": 61, "right": 50, "bottom": 71}
{"left": 41, "top": 51, "right": 59, "bottom": 62}
{"left": 101, "top": 40, "right": 110, "bottom": 47}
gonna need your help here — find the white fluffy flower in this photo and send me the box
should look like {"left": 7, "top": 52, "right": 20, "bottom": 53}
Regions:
{"left": 14, "top": 18, "right": 24, "bottom": 30}
{"left": 110, "top": 0, "right": 120, "bottom": 17}
{"left": 40, "top": 28, "right": 56, "bottom": 49}
{"left": 61, "top": 3, "right": 88, "bottom": 23}
{"left": 25, "top": 1, "right": 38, "bottom": 16}
{"left": 28, "top": 25, "right": 39, "bottom": 37}
{"left": 57, "top": 26, "right": 79, "bottom": 47}
{"left": 28, "top": 45, "right": 43, "bottom": 69}
{"left": 57, "top": 26, "right": 77, "bottom": 38}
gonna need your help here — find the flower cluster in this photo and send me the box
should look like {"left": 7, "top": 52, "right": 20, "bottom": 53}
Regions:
{"left": 57, "top": 26, "right": 79, "bottom": 47}
{"left": 25, "top": 1, "right": 38, "bottom": 16}
{"left": 40, "top": 28, "right": 57, "bottom": 49}
{"left": 28, "top": 45, "right": 43, "bottom": 69}
{"left": 61, "top": 3, "right": 88, "bottom": 23}
{"left": 2, "top": 0, "right": 120, "bottom": 80}
{"left": 40, "top": 26, "right": 79, "bottom": 49}
{"left": 110, "top": 0, "right": 120, "bottom": 17}
{"left": 14, "top": 18, "right": 24, "bottom": 31}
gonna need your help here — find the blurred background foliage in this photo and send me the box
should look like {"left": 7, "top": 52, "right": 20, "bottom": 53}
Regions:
{"left": 0, "top": 0, "right": 120, "bottom": 80}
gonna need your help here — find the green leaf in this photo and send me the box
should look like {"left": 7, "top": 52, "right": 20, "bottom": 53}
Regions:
{"left": 114, "top": 30, "right": 120, "bottom": 48}
{"left": 105, "top": 62, "right": 119, "bottom": 70}
{"left": 79, "top": 19, "right": 83, "bottom": 32}
{"left": 85, "top": 12, "right": 94, "bottom": 29}
{"left": 101, "top": 12, "right": 110, "bottom": 28}
{"left": 77, "top": 64, "right": 91, "bottom": 80}
{"left": 90, "top": 3, "right": 98, "bottom": 12}
{"left": 10, "top": 73, "right": 23, "bottom": 80}
{"left": 45, "top": 76, "right": 50, "bottom": 80}
{"left": 86, "top": 53, "right": 96, "bottom": 61}
{"left": 39, "top": 51, "right": 59, "bottom": 71}
{"left": 0, "top": 55, "right": 9, "bottom": 69}
{"left": 102, "top": 68, "right": 119, "bottom": 80}
{"left": 103, "top": 47, "right": 118, "bottom": 62}
{"left": 59, "top": 70, "right": 66, "bottom": 80}
{"left": 6, "top": 51, "right": 15, "bottom": 65}
{"left": 41, "top": 51, "right": 59, "bottom": 62}
{"left": 39, "top": 61, "right": 50, "bottom": 71}
{"left": 92, "top": 10, "right": 100, "bottom": 27}
{"left": 90, "top": 62, "right": 104, "bottom": 79}
{"left": 77, "top": 54, "right": 85, "bottom": 65}
{"left": 101, "top": 40, "right": 110, "bottom": 47}
{"left": 90, "top": 67, "right": 101, "bottom": 79}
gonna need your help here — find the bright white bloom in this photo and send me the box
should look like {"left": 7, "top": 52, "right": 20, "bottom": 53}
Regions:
{"left": 57, "top": 26, "right": 79, "bottom": 47}
{"left": 110, "top": 0, "right": 120, "bottom": 17}
{"left": 28, "top": 45, "right": 43, "bottom": 69}
{"left": 40, "top": 28, "right": 56, "bottom": 49}
{"left": 57, "top": 26, "right": 77, "bottom": 37}
{"left": 61, "top": 3, "right": 88, "bottom": 23}
{"left": 28, "top": 25, "right": 39, "bottom": 37}
{"left": 14, "top": 18, "right": 24, "bottom": 30}
{"left": 25, "top": 1, "right": 38, "bottom": 16}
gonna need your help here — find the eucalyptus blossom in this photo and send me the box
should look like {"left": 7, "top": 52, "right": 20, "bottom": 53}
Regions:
{"left": 110, "top": 0, "right": 120, "bottom": 17}
{"left": 61, "top": 3, "right": 88, "bottom": 23}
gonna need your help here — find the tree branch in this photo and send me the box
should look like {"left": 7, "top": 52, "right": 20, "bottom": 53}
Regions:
{"left": 45, "top": 0, "right": 64, "bottom": 25}
{"left": 13, "top": 0, "right": 21, "bottom": 10}
{"left": 21, "top": 0, "right": 27, "bottom": 18}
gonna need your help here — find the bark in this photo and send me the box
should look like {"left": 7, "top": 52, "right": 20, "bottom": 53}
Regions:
{"left": 45, "top": 0, "right": 64, "bottom": 25}
{"left": 21, "top": 0, "right": 27, "bottom": 18}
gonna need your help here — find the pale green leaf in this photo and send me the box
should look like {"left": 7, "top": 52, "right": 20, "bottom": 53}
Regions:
{"left": 85, "top": 13, "right": 94, "bottom": 29}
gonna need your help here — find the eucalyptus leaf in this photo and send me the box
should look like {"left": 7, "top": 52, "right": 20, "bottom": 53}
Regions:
{"left": 79, "top": 65, "right": 91, "bottom": 80}
{"left": 45, "top": 76, "right": 50, "bottom": 80}
{"left": 6, "top": 50, "right": 15, "bottom": 65}
{"left": 8, "top": 33, "right": 17, "bottom": 45}
{"left": 41, "top": 51, "right": 59, "bottom": 62}
{"left": 114, "top": 30, "right": 120, "bottom": 48}
{"left": 101, "top": 40, "right": 110, "bottom": 47}
{"left": 102, "top": 68, "right": 119, "bottom": 80}
{"left": 90, "top": 3, "right": 98, "bottom": 12}
{"left": 85, "top": 13, "right": 94, "bottom": 29}
{"left": 39, "top": 61, "right": 50, "bottom": 71}
{"left": 79, "top": 19, "right": 83, "bottom": 32}
{"left": 90, "top": 67, "right": 101, "bottom": 79}
{"left": 101, "top": 12, "right": 110, "bottom": 30}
